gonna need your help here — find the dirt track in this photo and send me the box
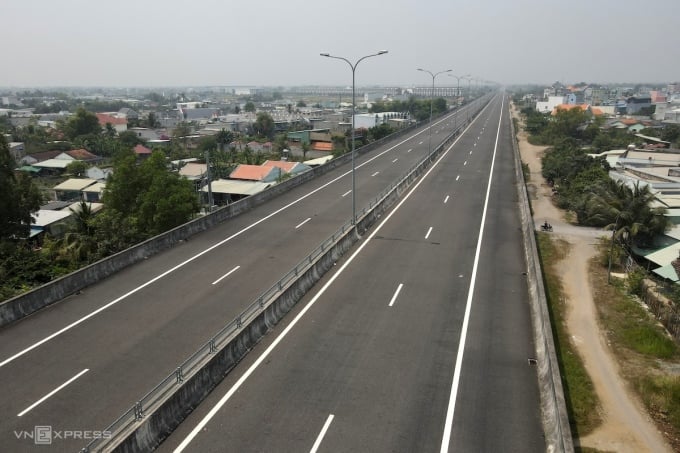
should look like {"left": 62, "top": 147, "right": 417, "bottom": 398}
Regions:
{"left": 511, "top": 104, "right": 672, "bottom": 452}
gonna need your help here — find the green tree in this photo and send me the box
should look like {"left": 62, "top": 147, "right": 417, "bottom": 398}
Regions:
{"left": 0, "top": 135, "right": 43, "bottom": 241}
{"left": 661, "top": 124, "right": 680, "bottom": 144}
{"left": 173, "top": 122, "right": 193, "bottom": 152}
{"left": 253, "top": 112, "right": 275, "bottom": 139}
{"left": 136, "top": 152, "right": 200, "bottom": 234}
{"left": 118, "top": 130, "right": 143, "bottom": 148}
{"left": 198, "top": 135, "right": 218, "bottom": 153}
{"left": 66, "top": 160, "right": 89, "bottom": 177}
{"left": 61, "top": 108, "right": 101, "bottom": 140}
{"left": 215, "top": 129, "right": 234, "bottom": 152}
{"left": 580, "top": 180, "right": 668, "bottom": 247}
{"left": 102, "top": 150, "right": 199, "bottom": 238}
{"left": 368, "top": 123, "right": 394, "bottom": 141}
{"left": 244, "top": 102, "right": 256, "bottom": 113}
{"left": 540, "top": 108, "right": 590, "bottom": 144}
{"left": 146, "top": 112, "right": 160, "bottom": 129}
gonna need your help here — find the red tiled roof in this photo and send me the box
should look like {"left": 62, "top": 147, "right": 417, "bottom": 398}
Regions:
{"left": 229, "top": 164, "right": 275, "bottom": 181}
{"left": 27, "top": 150, "right": 62, "bottom": 162}
{"left": 96, "top": 113, "right": 127, "bottom": 126}
{"left": 66, "top": 148, "right": 99, "bottom": 160}
{"left": 312, "top": 142, "right": 333, "bottom": 151}
{"left": 262, "top": 160, "right": 296, "bottom": 172}
{"left": 134, "top": 144, "right": 152, "bottom": 155}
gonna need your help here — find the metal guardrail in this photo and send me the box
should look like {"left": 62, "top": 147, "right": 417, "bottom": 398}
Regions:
{"left": 81, "top": 97, "right": 489, "bottom": 453}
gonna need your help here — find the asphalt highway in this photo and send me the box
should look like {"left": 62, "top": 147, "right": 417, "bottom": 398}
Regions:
{"left": 0, "top": 101, "right": 485, "bottom": 452}
{"left": 158, "top": 95, "right": 545, "bottom": 452}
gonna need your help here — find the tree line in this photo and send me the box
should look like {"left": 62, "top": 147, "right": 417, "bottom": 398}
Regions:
{"left": 523, "top": 107, "right": 671, "bottom": 252}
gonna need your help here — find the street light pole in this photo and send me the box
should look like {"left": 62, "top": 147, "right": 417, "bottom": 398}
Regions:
{"left": 464, "top": 76, "right": 473, "bottom": 122}
{"left": 448, "top": 73, "right": 470, "bottom": 132}
{"left": 418, "top": 68, "right": 452, "bottom": 155}
{"left": 607, "top": 212, "right": 622, "bottom": 284}
{"left": 321, "top": 50, "right": 388, "bottom": 226}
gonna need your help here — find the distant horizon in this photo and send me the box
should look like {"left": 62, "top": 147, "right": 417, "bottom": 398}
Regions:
{"left": 1, "top": 80, "right": 678, "bottom": 92}
{"left": 2, "top": 0, "right": 678, "bottom": 89}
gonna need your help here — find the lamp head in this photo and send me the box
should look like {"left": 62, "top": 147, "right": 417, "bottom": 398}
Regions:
{"left": 378, "top": 50, "right": 388, "bottom": 55}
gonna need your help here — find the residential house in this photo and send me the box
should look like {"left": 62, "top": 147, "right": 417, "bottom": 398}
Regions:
{"left": 287, "top": 129, "right": 333, "bottom": 152}
{"left": 535, "top": 96, "right": 566, "bottom": 114}
{"left": 626, "top": 96, "right": 652, "bottom": 115}
{"left": 650, "top": 91, "right": 667, "bottom": 104}
{"left": 30, "top": 209, "right": 73, "bottom": 239}
{"left": 180, "top": 108, "right": 220, "bottom": 122}
{"left": 96, "top": 113, "right": 128, "bottom": 133}
{"left": 353, "top": 112, "right": 406, "bottom": 129}
{"left": 133, "top": 144, "right": 152, "bottom": 159}
{"left": 304, "top": 155, "right": 334, "bottom": 167}
{"left": 229, "top": 164, "right": 280, "bottom": 183}
{"left": 85, "top": 166, "right": 113, "bottom": 181}
{"left": 81, "top": 184, "right": 106, "bottom": 202}
{"left": 128, "top": 127, "right": 164, "bottom": 141}
{"left": 201, "top": 179, "right": 271, "bottom": 205}
{"left": 179, "top": 162, "right": 208, "bottom": 188}
{"left": 118, "top": 108, "right": 139, "bottom": 120}
{"left": 8, "top": 142, "right": 25, "bottom": 161}
{"left": 261, "top": 160, "right": 311, "bottom": 177}
{"left": 52, "top": 178, "right": 98, "bottom": 201}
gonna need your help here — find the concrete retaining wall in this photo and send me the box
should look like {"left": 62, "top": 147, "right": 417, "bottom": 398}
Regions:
{"left": 510, "top": 104, "right": 574, "bottom": 452}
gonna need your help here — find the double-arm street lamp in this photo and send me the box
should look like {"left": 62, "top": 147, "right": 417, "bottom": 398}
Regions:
{"left": 417, "top": 68, "right": 452, "bottom": 155}
{"left": 464, "top": 75, "right": 473, "bottom": 121}
{"left": 321, "top": 50, "right": 388, "bottom": 226}
{"left": 448, "top": 73, "right": 470, "bottom": 131}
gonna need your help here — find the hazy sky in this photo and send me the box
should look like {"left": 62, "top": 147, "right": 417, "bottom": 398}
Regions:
{"left": 2, "top": 0, "right": 679, "bottom": 88}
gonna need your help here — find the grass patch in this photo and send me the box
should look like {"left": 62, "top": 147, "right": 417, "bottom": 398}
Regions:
{"left": 589, "top": 244, "right": 680, "bottom": 449}
{"left": 535, "top": 233, "right": 602, "bottom": 437}
{"left": 635, "top": 374, "right": 680, "bottom": 433}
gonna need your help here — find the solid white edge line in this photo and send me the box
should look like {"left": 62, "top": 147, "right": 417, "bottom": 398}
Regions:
{"left": 295, "top": 218, "right": 312, "bottom": 229}
{"left": 309, "top": 414, "right": 335, "bottom": 453}
{"left": 439, "top": 95, "right": 504, "bottom": 453}
{"left": 18, "top": 368, "right": 89, "bottom": 417}
{"left": 1, "top": 109, "right": 456, "bottom": 370}
{"left": 388, "top": 283, "right": 404, "bottom": 307}
{"left": 425, "top": 227, "right": 433, "bottom": 240}
{"left": 211, "top": 266, "right": 241, "bottom": 285}
{"left": 173, "top": 99, "right": 492, "bottom": 453}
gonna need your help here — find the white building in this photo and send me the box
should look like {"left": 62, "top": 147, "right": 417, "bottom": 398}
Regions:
{"left": 535, "top": 96, "right": 566, "bottom": 114}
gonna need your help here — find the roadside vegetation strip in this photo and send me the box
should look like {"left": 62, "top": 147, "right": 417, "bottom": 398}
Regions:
{"left": 535, "top": 233, "right": 603, "bottom": 438}
{"left": 589, "top": 243, "right": 680, "bottom": 450}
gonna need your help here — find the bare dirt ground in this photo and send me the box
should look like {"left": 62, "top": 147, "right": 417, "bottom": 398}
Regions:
{"left": 511, "top": 105, "right": 672, "bottom": 452}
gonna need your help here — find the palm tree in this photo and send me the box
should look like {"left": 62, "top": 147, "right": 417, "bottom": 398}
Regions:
{"left": 215, "top": 129, "right": 233, "bottom": 153}
{"left": 69, "top": 201, "right": 94, "bottom": 236}
{"left": 584, "top": 180, "right": 668, "bottom": 248}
